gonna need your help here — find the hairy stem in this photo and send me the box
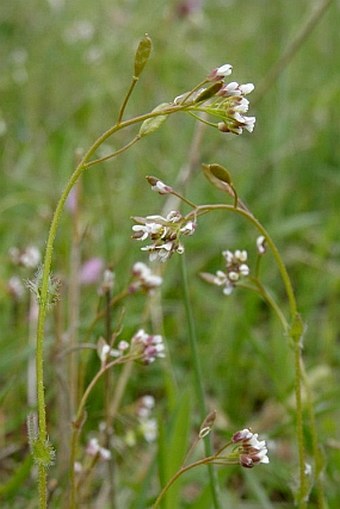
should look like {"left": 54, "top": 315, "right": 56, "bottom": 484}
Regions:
{"left": 34, "top": 101, "right": 189, "bottom": 507}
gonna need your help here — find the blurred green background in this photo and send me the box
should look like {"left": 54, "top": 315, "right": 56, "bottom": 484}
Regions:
{"left": 1, "top": 0, "right": 339, "bottom": 507}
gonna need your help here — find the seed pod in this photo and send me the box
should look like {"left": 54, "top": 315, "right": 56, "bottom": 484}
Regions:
{"left": 134, "top": 34, "right": 152, "bottom": 78}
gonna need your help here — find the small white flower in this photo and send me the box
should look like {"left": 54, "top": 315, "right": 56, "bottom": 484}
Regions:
{"left": 131, "top": 262, "right": 163, "bottom": 293}
{"left": 256, "top": 235, "right": 266, "bottom": 255}
{"left": 243, "top": 116, "right": 256, "bottom": 133}
{"left": 208, "top": 64, "right": 233, "bottom": 81}
{"left": 215, "top": 64, "right": 233, "bottom": 77}
{"left": 239, "top": 264, "right": 250, "bottom": 276}
{"left": 118, "top": 340, "right": 130, "bottom": 352}
{"left": 86, "top": 437, "right": 111, "bottom": 461}
{"left": 100, "top": 344, "right": 111, "bottom": 363}
{"left": 180, "top": 220, "right": 196, "bottom": 235}
{"left": 141, "top": 395, "right": 155, "bottom": 409}
{"left": 239, "top": 83, "right": 255, "bottom": 95}
{"left": 146, "top": 176, "right": 173, "bottom": 195}
{"left": 139, "top": 418, "right": 158, "bottom": 443}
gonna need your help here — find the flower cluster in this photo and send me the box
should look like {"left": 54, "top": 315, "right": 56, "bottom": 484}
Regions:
{"left": 131, "top": 329, "right": 165, "bottom": 364}
{"left": 85, "top": 437, "right": 111, "bottom": 461}
{"left": 232, "top": 428, "right": 269, "bottom": 468}
{"left": 129, "top": 262, "right": 163, "bottom": 294}
{"left": 174, "top": 63, "right": 255, "bottom": 135}
{"left": 132, "top": 211, "right": 196, "bottom": 263}
{"left": 136, "top": 395, "right": 157, "bottom": 443}
{"left": 9, "top": 245, "right": 41, "bottom": 269}
{"left": 201, "top": 249, "right": 250, "bottom": 295}
{"left": 97, "top": 337, "right": 129, "bottom": 365}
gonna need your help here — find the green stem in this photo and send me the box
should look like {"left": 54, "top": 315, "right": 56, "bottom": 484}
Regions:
{"left": 34, "top": 101, "right": 189, "bottom": 507}
{"left": 153, "top": 455, "right": 215, "bottom": 509}
{"left": 180, "top": 255, "right": 221, "bottom": 509}
{"left": 117, "top": 76, "right": 139, "bottom": 123}
{"left": 69, "top": 355, "right": 136, "bottom": 508}
{"left": 191, "top": 204, "right": 308, "bottom": 506}
{"left": 84, "top": 135, "right": 141, "bottom": 169}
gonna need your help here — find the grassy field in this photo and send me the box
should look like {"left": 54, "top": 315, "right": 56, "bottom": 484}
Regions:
{"left": 1, "top": 0, "right": 339, "bottom": 507}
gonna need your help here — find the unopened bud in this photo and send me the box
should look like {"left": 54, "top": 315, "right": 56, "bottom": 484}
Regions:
{"left": 146, "top": 176, "right": 173, "bottom": 194}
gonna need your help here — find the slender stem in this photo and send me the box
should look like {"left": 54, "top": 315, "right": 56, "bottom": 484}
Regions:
{"left": 153, "top": 456, "right": 215, "bottom": 509}
{"left": 170, "top": 190, "right": 198, "bottom": 209}
{"left": 34, "top": 101, "right": 189, "bottom": 507}
{"left": 38, "top": 466, "right": 47, "bottom": 509}
{"left": 301, "top": 364, "right": 327, "bottom": 508}
{"left": 192, "top": 204, "right": 297, "bottom": 316}
{"left": 117, "top": 76, "right": 139, "bottom": 123}
{"left": 85, "top": 135, "right": 141, "bottom": 169}
{"left": 180, "top": 255, "right": 221, "bottom": 509}
{"left": 189, "top": 203, "right": 309, "bottom": 507}
{"left": 69, "top": 355, "right": 137, "bottom": 508}
{"left": 248, "top": 277, "right": 288, "bottom": 331}
{"left": 187, "top": 111, "right": 218, "bottom": 129}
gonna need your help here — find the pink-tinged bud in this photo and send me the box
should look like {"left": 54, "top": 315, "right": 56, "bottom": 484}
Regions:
{"left": 232, "top": 428, "right": 253, "bottom": 443}
{"left": 240, "top": 455, "right": 254, "bottom": 468}
{"left": 146, "top": 175, "right": 173, "bottom": 195}
{"left": 208, "top": 64, "right": 233, "bottom": 81}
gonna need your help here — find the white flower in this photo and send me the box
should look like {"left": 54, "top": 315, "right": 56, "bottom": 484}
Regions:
{"left": 86, "top": 438, "right": 111, "bottom": 461}
{"left": 146, "top": 176, "right": 173, "bottom": 195}
{"left": 208, "top": 64, "right": 233, "bottom": 81}
{"left": 131, "top": 329, "right": 166, "bottom": 364}
{"left": 131, "top": 262, "right": 163, "bottom": 293}
{"left": 239, "top": 83, "right": 255, "bottom": 95}
{"left": 132, "top": 211, "right": 196, "bottom": 262}
{"left": 215, "top": 64, "right": 233, "bottom": 77}
{"left": 202, "top": 249, "right": 249, "bottom": 296}
{"left": 180, "top": 220, "right": 196, "bottom": 235}
{"left": 139, "top": 418, "right": 158, "bottom": 443}
{"left": 243, "top": 116, "right": 256, "bottom": 133}
{"left": 256, "top": 235, "right": 266, "bottom": 255}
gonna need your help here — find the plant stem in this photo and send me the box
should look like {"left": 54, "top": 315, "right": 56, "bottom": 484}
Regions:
{"left": 68, "top": 355, "right": 136, "bottom": 508}
{"left": 191, "top": 204, "right": 309, "bottom": 506}
{"left": 153, "top": 455, "right": 215, "bottom": 509}
{"left": 34, "top": 101, "right": 189, "bottom": 507}
{"left": 180, "top": 255, "right": 221, "bottom": 509}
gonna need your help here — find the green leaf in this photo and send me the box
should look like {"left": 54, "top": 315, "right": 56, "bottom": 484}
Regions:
{"left": 134, "top": 34, "right": 152, "bottom": 78}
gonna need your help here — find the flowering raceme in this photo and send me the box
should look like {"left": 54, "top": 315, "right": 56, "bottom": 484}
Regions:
{"left": 174, "top": 63, "right": 256, "bottom": 135}
{"left": 131, "top": 211, "right": 196, "bottom": 263}
{"left": 201, "top": 249, "right": 250, "bottom": 295}
{"left": 131, "top": 329, "right": 165, "bottom": 364}
{"left": 232, "top": 428, "right": 269, "bottom": 468}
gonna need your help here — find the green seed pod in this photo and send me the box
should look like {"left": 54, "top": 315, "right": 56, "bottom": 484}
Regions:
{"left": 134, "top": 34, "right": 152, "bottom": 78}
{"left": 194, "top": 81, "right": 224, "bottom": 102}
{"left": 206, "top": 163, "right": 233, "bottom": 184}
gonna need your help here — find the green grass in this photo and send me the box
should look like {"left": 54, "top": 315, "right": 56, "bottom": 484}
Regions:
{"left": 1, "top": 0, "right": 339, "bottom": 507}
